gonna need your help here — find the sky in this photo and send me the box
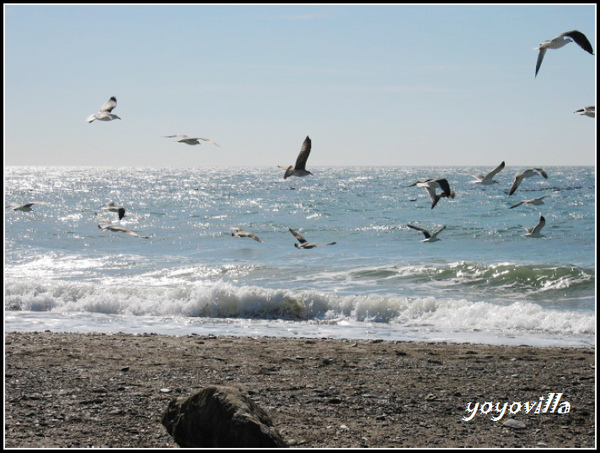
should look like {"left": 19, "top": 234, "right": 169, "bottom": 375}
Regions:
{"left": 4, "top": 4, "right": 596, "bottom": 168}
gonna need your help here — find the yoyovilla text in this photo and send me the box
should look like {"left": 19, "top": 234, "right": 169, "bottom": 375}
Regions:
{"left": 463, "top": 393, "right": 571, "bottom": 422}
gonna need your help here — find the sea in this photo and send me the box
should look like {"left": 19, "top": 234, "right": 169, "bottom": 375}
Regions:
{"left": 4, "top": 166, "right": 596, "bottom": 347}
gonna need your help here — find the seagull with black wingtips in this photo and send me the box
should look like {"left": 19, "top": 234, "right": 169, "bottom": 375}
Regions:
{"left": 523, "top": 215, "right": 546, "bottom": 238}
{"left": 574, "top": 106, "right": 595, "bottom": 118}
{"left": 407, "top": 178, "right": 455, "bottom": 209}
{"left": 508, "top": 168, "right": 548, "bottom": 196}
{"left": 468, "top": 161, "right": 505, "bottom": 185}
{"left": 407, "top": 224, "right": 446, "bottom": 243}
{"left": 87, "top": 96, "right": 120, "bottom": 122}
{"left": 534, "top": 30, "right": 594, "bottom": 77}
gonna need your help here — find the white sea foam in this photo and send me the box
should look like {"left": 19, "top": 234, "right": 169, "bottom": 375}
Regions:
{"left": 5, "top": 278, "right": 595, "bottom": 341}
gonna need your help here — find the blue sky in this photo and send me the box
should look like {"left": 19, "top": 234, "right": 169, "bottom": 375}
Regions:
{"left": 4, "top": 4, "right": 596, "bottom": 167}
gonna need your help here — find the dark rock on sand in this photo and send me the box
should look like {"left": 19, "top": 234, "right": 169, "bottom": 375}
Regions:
{"left": 161, "top": 385, "right": 288, "bottom": 448}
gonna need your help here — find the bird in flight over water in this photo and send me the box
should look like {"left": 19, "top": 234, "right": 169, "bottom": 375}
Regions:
{"left": 230, "top": 227, "right": 262, "bottom": 242}
{"left": 467, "top": 161, "right": 505, "bottom": 185}
{"left": 6, "top": 201, "right": 51, "bottom": 212}
{"left": 407, "top": 224, "right": 446, "bottom": 242}
{"left": 164, "top": 135, "right": 221, "bottom": 147}
{"left": 407, "top": 178, "right": 455, "bottom": 209}
{"left": 522, "top": 215, "right": 546, "bottom": 238}
{"left": 289, "top": 228, "right": 336, "bottom": 249}
{"left": 279, "top": 136, "right": 313, "bottom": 179}
{"left": 508, "top": 168, "right": 548, "bottom": 196}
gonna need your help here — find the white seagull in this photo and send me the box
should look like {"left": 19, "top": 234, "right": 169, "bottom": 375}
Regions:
{"left": 6, "top": 201, "right": 51, "bottom": 212}
{"left": 87, "top": 96, "right": 120, "bottom": 122}
{"left": 509, "top": 194, "right": 552, "bottom": 209}
{"left": 95, "top": 213, "right": 149, "bottom": 239}
{"left": 164, "top": 134, "right": 221, "bottom": 147}
{"left": 508, "top": 168, "right": 548, "bottom": 196}
{"left": 407, "top": 224, "right": 446, "bottom": 243}
{"left": 523, "top": 215, "right": 546, "bottom": 238}
{"left": 230, "top": 227, "right": 262, "bottom": 242}
{"left": 534, "top": 30, "right": 594, "bottom": 77}
{"left": 468, "top": 161, "right": 505, "bottom": 185}
{"left": 574, "top": 106, "right": 595, "bottom": 118}
{"left": 289, "top": 228, "right": 336, "bottom": 249}
{"left": 279, "top": 136, "right": 312, "bottom": 179}
{"left": 407, "top": 178, "right": 455, "bottom": 209}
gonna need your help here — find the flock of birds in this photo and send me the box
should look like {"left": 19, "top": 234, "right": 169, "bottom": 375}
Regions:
{"left": 400, "top": 161, "right": 550, "bottom": 241}
{"left": 7, "top": 30, "right": 594, "bottom": 246}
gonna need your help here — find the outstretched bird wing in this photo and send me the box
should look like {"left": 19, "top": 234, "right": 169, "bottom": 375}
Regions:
{"left": 407, "top": 224, "right": 431, "bottom": 239}
{"left": 289, "top": 228, "right": 308, "bottom": 244}
{"left": 563, "top": 30, "right": 594, "bottom": 54}
{"left": 294, "top": 136, "right": 311, "bottom": 170}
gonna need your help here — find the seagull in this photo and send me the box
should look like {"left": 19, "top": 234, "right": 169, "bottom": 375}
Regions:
{"left": 6, "top": 201, "right": 51, "bottom": 212}
{"left": 164, "top": 135, "right": 221, "bottom": 147}
{"left": 230, "top": 227, "right": 262, "bottom": 242}
{"left": 523, "top": 215, "right": 546, "bottom": 238}
{"left": 407, "top": 224, "right": 446, "bottom": 243}
{"left": 574, "top": 106, "right": 595, "bottom": 118}
{"left": 279, "top": 136, "right": 312, "bottom": 179}
{"left": 508, "top": 168, "right": 548, "bottom": 196}
{"left": 407, "top": 178, "right": 455, "bottom": 209}
{"left": 534, "top": 30, "right": 594, "bottom": 77}
{"left": 87, "top": 96, "right": 120, "bottom": 122}
{"left": 95, "top": 213, "right": 149, "bottom": 239}
{"left": 289, "top": 228, "right": 336, "bottom": 249}
{"left": 509, "top": 194, "right": 551, "bottom": 209}
{"left": 467, "top": 161, "right": 505, "bottom": 185}
{"left": 105, "top": 202, "right": 126, "bottom": 220}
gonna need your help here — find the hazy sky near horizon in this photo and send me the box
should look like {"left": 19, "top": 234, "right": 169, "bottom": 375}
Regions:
{"left": 4, "top": 4, "right": 596, "bottom": 168}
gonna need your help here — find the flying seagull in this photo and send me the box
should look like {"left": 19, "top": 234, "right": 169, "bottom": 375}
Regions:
{"left": 164, "top": 134, "right": 221, "bottom": 147}
{"left": 407, "top": 224, "right": 446, "bottom": 243}
{"left": 534, "top": 30, "right": 594, "bottom": 77}
{"left": 508, "top": 168, "right": 548, "bottom": 196}
{"left": 279, "top": 136, "right": 312, "bottom": 179}
{"left": 407, "top": 178, "right": 455, "bottom": 209}
{"left": 468, "top": 161, "right": 505, "bottom": 185}
{"left": 523, "top": 215, "right": 546, "bottom": 238}
{"left": 105, "top": 202, "right": 126, "bottom": 220}
{"left": 95, "top": 213, "right": 149, "bottom": 239}
{"left": 87, "top": 96, "right": 120, "bottom": 122}
{"left": 230, "top": 227, "right": 262, "bottom": 242}
{"left": 289, "top": 228, "right": 336, "bottom": 249}
{"left": 509, "top": 194, "right": 552, "bottom": 209}
{"left": 6, "top": 201, "right": 51, "bottom": 212}
{"left": 574, "top": 106, "right": 595, "bottom": 118}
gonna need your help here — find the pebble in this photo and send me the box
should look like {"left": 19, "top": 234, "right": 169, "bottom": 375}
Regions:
{"left": 503, "top": 419, "right": 526, "bottom": 429}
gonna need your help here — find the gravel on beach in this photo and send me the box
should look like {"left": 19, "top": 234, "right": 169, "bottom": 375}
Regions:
{"left": 4, "top": 331, "right": 596, "bottom": 448}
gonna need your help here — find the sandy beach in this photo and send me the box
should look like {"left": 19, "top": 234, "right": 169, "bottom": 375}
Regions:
{"left": 4, "top": 331, "right": 595, "bottom": 448}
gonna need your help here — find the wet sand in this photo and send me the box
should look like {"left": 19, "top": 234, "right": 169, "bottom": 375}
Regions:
{"left": 4, "top": 331, "right": 596, "bottom": 448}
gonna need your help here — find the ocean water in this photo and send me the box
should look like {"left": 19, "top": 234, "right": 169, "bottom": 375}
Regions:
{"left": 4, "top": 166, "right": 596, "bottom": 347}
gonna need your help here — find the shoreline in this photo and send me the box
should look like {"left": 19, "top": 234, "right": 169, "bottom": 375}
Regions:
{"left": 4, "top": 331, "right": 596, "bottom": 448}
